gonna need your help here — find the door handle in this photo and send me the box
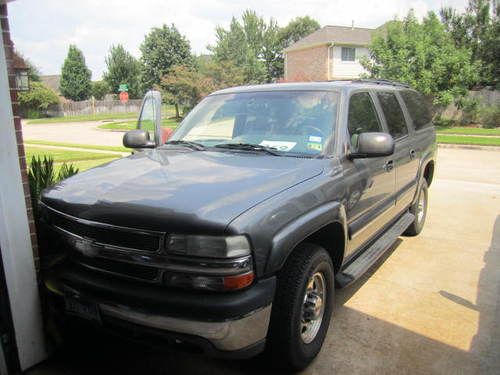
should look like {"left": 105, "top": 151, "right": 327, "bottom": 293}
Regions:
{"left": 383, "top": 160, "right": 394, "bottom": 172}
{"left": 409, "top": 149, "right": 417, "bottom": 159}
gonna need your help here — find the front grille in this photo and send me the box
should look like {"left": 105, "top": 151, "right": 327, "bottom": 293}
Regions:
{"left": 75, "top": 256, "right": 160, "bottom": 282}
{"left": 47, "top": 208, "right": 163, "bottom": 252}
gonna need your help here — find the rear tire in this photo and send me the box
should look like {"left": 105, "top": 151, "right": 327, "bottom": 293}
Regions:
{"left": 404, "top": 179, "right": 428, "bottom": 236}
{"left": 266, "top": 243, "right": 334, "bottom": 371}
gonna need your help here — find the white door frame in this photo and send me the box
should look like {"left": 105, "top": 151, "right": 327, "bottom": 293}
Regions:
{"left": 0, "top": 26, "right": 47, "bottom": 371}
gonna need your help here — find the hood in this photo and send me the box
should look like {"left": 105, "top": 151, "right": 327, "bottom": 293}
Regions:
{"left": 42, "top": 149, "right": 324, "bottom": 232}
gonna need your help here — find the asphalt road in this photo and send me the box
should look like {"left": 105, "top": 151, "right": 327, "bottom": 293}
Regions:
{"left": 28, "top": 147, "right": 500, "bottom": 375}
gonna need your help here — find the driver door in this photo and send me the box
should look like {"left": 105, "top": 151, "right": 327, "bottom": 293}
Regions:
{"left": 344, "top": 91, "right": 396, "bottom": 255}
{"left": 137, "top": 90, "right": 163, "bottom": 146}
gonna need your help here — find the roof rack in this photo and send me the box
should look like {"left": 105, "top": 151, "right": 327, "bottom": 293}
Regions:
{"left": 353, "top": 79, "right": 410, "bottom": 88}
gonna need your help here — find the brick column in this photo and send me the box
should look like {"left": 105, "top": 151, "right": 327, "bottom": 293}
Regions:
{"left": 1, "top": 3, "right": 39, "bottom": 267}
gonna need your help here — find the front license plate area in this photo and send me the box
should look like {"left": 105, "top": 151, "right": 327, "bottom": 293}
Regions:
{"left": 65, "top": 297, "right": 101, "bottom": 323}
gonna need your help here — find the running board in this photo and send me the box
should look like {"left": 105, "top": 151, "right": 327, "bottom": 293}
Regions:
{"left": 336, "top": 212, "right": 415, "bottom": 288}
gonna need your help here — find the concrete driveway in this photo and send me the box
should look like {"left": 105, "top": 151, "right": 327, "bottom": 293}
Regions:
{"left": 28, "top": 148, "right": 500, "bottom": 375}
{"left": 22, "top": 120, "right": 127, "bottom": 146}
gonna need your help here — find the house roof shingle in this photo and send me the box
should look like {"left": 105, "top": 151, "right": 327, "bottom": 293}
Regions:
{"left": 40, "top": 75, "right": 61, "bottom": 94}
{"left": 284, "top": 25, "right": 374, "bottom": 52}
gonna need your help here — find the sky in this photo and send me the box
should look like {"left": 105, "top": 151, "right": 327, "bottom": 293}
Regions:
{"left": 9, "top": 0, "right": 468, "bottom": 80}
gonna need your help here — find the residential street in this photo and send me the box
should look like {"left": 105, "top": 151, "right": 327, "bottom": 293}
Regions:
{"left": 28, "top": 148, "right": 500, "bottom": 375}
{"left": 22, "top": 120, "right": 127, "bottom": 146}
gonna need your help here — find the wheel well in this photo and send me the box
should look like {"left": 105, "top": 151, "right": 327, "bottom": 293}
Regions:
{"left": 423, "top": 161, "right": 435, "bottom": 186}
{"left": 301, "top": 222, "right": 345, "bottom": 273}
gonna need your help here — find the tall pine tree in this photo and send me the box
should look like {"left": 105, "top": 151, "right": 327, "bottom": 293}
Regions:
{"left": 60, "top": 45, "right": 92, "bottom": 101}
{"left": 103, "top": 44, "right": 142, "bottom": 98}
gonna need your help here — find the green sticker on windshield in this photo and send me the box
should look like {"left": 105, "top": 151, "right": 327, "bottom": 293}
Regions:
{"left": 307, "top": 142, "right": 323, "bottom": 151}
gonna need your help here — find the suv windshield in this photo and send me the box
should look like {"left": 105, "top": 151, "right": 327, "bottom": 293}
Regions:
{"left": 170, "top": 91, "right": 339, "bottom": 156}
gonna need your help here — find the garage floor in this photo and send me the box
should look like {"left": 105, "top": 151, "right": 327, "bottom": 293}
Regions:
{"left": 27, "top": 147, "right": 500, "bottom": 375}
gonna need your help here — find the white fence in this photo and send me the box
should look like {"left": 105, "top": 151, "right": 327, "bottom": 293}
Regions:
{"left": 46, "top": 99, "right": 143, "bottom": 117}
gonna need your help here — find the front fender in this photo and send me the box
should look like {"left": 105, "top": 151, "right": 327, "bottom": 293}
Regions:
{"left": 265, "top": 201, "right": 346, "bottom": 275}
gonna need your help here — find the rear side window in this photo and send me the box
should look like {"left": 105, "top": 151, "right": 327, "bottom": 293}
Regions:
{"left": 400, "top": 90, "right": 432, "bottom": 130}
{"left": 347, "top": 92, "right": 382, "bottom": 147}
{"left": 377, "top": 92, "right": 408, "bottom": 139}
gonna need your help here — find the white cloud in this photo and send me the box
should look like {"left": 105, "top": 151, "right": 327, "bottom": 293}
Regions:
{"left": 8, "top": 0, "right": 467, "bottom": 80}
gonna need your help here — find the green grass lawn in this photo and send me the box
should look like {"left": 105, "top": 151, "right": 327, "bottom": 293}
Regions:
{"left": 436, "top": 126, "right": 500, "bottom": 136}
{"left": 437, "top": 134, "right": 500, "bottom": 146}
{"left": 25, "top": 146, "right": 119, "bottom": 163}
{"left": 98, "top": 117, "right": 180, "bottom": 131}
{"left": 25, "top": 140, "right": 130, "bottom": 152}
{"left": 27, "top": 112, "right": 139, "bottom": 124}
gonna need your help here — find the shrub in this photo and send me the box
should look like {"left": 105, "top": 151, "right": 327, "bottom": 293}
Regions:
{"left": 18, "top": 82, "right": 59, "bottom": 117}
{"left": 456, "top": 96, "right": 481, "bottom": 125}
{"left": 479, "top": 105, "right": 500, "bottom": 129}
{"left": 28, "top": 156, "right": 79, "bottom": 218}
{"left": 91, "top": 80, "right": 110, "bottom": 100}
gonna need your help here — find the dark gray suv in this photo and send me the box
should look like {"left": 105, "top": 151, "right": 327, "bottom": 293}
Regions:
{"left": 41, "top": 80, "right": 436, "bottom": 371}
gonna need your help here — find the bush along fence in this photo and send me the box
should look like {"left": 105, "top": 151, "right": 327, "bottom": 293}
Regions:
{"left": 45, "top": 98, "right": 143, "bottom": 117}
{"left": 438, "top": 89, "right": 500, "bottom": 128}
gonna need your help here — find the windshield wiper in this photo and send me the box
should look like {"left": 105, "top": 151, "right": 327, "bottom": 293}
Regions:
{"left": 214, "top": 143, "right": 281, "bottom": 156}
{"left": 164, "top": 140, "right": 205, "bottom": 151}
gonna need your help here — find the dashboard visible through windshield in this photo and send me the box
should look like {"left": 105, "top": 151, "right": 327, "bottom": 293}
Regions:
{"left": 170, "top": 91, "right": 339, "bottom": 156}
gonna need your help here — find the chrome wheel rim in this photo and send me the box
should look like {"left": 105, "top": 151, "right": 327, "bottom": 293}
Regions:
{"left": 417, "top": 189, "right": 426, "bottom": 223}
{"left": 300, "top": 271, "right": 326, "bottom": 344}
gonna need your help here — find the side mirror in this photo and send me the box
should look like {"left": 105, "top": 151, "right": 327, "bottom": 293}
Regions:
{"left": 123, "top": 129, "right": 156, "bottom": 149}
{"left": 349, "top": 132, "right": 394, "bottom": 159}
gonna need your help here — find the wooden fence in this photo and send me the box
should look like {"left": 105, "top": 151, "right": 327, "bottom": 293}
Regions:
{"left": 46, "top": 99, "right": 143, "bottom": 117}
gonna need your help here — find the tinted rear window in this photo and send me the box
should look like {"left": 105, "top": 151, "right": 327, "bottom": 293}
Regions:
{"left": 377, "top": 92, "right": 408, "bottom": 139}
{"left": 400, "top": 90, "right": 432, "bottom": 130}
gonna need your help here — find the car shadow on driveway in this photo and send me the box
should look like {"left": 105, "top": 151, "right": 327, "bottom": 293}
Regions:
{"left": 27, "top": 230, "right": 499, "bottom": 374}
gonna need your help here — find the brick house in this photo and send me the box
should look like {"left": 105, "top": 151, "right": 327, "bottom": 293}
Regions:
{"left": 284, "top": 25, "right": 374, "bottom": 81}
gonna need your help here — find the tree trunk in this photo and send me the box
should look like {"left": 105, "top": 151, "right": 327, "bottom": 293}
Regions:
{"left": 175, "top": 103, "right": 180, "bottom": 119}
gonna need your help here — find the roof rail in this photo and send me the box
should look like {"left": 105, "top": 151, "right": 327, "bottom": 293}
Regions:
{"left": 354, "top": 78, "right": 410, "bottom": 88}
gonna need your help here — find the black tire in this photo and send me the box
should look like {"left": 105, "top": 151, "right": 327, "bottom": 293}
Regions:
{"left": 266, "top": 243, "right": 334, "bottom": 371}
{"left": 404, "top": 179, "right": 428, "bottom": 236}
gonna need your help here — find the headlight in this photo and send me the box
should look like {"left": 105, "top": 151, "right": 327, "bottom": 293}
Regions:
{"left": 166, "top": 234, "right": 251, "bottom": 258}
{"left": 163, "top": 234, "right": 254, "bottom": 291}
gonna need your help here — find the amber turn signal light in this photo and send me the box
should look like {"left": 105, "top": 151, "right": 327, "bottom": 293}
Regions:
{"left": 223, "top": 271, "right": 255, "bottom": 290}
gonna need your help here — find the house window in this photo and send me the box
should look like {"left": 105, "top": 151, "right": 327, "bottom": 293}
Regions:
{"left": 341, "top": 47, "right": 356, "bottom": 62}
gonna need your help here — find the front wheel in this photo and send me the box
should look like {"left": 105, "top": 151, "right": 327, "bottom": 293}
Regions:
{"left": 266, "top": 243, "right": 334, "bottom": 371}
{"left": 404, "top": 179, "right": 428, "bottom": 236}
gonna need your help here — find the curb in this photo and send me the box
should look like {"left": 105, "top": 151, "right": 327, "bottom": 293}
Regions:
{"left": 438, "top": 143, "right": 500, "bottom": 151}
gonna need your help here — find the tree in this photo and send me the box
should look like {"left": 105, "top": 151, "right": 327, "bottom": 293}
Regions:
{"left": 209, "top": 11, "right": 321, "bottom": 82}
{"left": 18, "top": 81, "right": 59, "bottom": 117}
{"left": 59, "top": 45, "right": 92, "bottom": 101}
{"left": 140, "top": 24, "right": 194, "bottom": 90}
{"left": 209, "top": 10, "right": 275, "bottom": 83}
{"left": 197, "top": 55, "right": 246, "bottom": 88}
{"left": 278, "top": 16, "right": 321, "bottom": 48}
{"left": 441, "top": 0, "right": 499, "bottom": 86}
{"left": 91, "top": 81, "right": 109, "bottom": 100}
{"left": 158, "top": 65, "right": 216, "bottom": 118}
{"left": 362, "top": 11, "right": 479, "bottom": 106}
{"left": 103, "top": 44, "right": 142, "bottom": 98}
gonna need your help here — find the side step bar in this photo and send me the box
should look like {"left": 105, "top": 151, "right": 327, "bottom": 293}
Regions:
{"left": 336, "top": 212, "right": 415, "bottom": 288}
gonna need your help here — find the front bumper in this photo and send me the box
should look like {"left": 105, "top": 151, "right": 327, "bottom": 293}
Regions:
{"left": 99, "top": 303, "right": 272, "bottom": 352}
{"left": 45, "top": 263, "right": 276, "bottom": 356}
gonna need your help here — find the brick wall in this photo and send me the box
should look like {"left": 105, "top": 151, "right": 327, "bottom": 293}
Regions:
{"left": 1, "top": 3, "right": 39, "bottom": 267}
{"left": 285, "top": 45, "right": 329, "bottom": 82}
